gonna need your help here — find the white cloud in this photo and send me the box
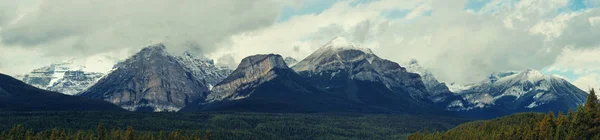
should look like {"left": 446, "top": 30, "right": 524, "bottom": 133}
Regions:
{"left": 547, "top": 47, "right": 600, "bottom": 74}
{"left": 1, "top": 0, "right": 599, "bottom": 86}
{"left": 573, "top": 74, "right": 600, "bottom": 91}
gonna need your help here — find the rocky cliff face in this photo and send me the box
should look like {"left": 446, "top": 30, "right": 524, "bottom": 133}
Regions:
{"left": 80, "top": 44, "right": 210, "bottom": 112}
{"left": 284, "top": 57, "right": 298, "bottom": 66}
{"left": 402, "top": 59, "right": 465, "bottom": 110}
{"left": 175, "top": 52, "right": 232, "bottom": 90}
{"left": 206, "top": 54, "right": 289, "bottom": 102}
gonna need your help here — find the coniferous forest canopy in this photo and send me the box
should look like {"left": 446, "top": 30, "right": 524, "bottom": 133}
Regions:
{"left": 0, "top": 112, "right": 469, "bottom": 140}
{"left": 409, "top": 89, "right": 600, "bottom": 140}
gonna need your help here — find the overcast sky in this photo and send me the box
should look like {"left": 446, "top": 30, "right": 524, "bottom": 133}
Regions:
{"left": 0, "top": 0, "right": 599, "bottom": 89}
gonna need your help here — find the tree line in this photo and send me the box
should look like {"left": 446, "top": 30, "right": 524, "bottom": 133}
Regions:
{"left": 0, "top": 124, "right": 211, "bottom": 140}
{"left": 408, "top": 89, "right": 600, "bottom": 140}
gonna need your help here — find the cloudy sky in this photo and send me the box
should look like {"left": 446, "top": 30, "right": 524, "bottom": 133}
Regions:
{"left": 0, "top": 0, "right": 599, "bottom": 90}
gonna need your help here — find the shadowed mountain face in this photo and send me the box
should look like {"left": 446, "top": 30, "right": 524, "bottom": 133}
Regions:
{"left": 0, "top": 73, "right": 124, "bottom": 112}
{"left": 180, "top": 54, "right": 382, "bottom": 113}
{"left": 291, "top": 37, "right": 442, "bottom": 114}
{"left": 80, "top": 44, "right": 211, "bottom": 112}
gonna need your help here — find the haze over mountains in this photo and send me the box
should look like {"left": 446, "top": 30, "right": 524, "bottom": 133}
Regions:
{"left": 4, "top": 37, "right": 591, "bottom": 118}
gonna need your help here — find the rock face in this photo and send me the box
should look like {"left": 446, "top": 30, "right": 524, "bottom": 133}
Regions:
{"left": 180, "top": 54, "right": 377, "bottom": 113}
{"left": 284, "top": 57, "right": 298, "bottom": 66}
{"left": 291, "top": 37, "right": 440, "bottom": 114}
{"left": 0, "top": 73, "right": 124, "bottom": 111}
{"left": 80, "top": 44, "right": 213, "bottom": 112}
{"left": 18, "top": 62, "right": 105, "bottom": 95}
{"left": 449, "top": 69, "right": 588, "bottom": 116}
{"left": 403, "top": 59, "right": 464, "bottom": 110}
{"left": 176, "top": 52, "right": 233, "bottom": 90}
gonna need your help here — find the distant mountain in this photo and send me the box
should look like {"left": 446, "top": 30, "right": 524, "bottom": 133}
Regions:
{"left": 80, "top": 44, "right": 228, "bottom": 112}
{"left": 291, "top": 37, "right": 441, "bottom": 114}
{"left": 284, "top": 57, "right": 298, "bottom": 66}
{"left": 176, "top": 51, "right": 233, "bottom": 90}
{"left": 403, "top": 59, "right": 465, "bottom": 110}
{"left": 180, "top": 54, "right": 379, "bottom": 113}
{"left": 448, "top": 69, "right": 587, "bottom": 116}
{"left": 0, "top": 73, "right": 124, "bottom": 111}
{"left": 17, "top": 62, "right": 107, "bottom": 95}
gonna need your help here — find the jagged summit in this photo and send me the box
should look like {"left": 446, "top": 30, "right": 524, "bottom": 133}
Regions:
{"left": 145, "top": 43, "right": 167, "bottom": 50}
{"left": 293, "top": 37, "right": 378, "bottom": 72}
{"left": 284, "top": 57, "right": 298, "bottom": 66}
{"left": 319, "top": 37, "right": 374, "bottom": 54}
{"left": 80, "top": 44, "right": 212, "bottom": 112}
{"left": 409, "top": 59, "right": 419, "bottom": 65}
{"left": 237, "top": 54, "right": 288, "bottom": 70}
{"left": 206, "top": 54, "right": 288, "bottom": 102}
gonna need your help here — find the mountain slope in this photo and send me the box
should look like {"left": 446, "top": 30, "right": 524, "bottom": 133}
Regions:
{"left": 175, "top": 52, "right": 232, "bottom": 90}
{"left": 0, "top": 73, "right": 124, "bottom": 111}
{"left": 80, "top": 44, "right": 211, "bottom": 112}
{"left": 180, "top": 54, "right": 379, "bottom": 113}
{"left": 450, "top": 69, "right": 587, "bottom": 115}
{"left": 291, "top": 37, "right": 441, "bottom": 114}
{"left": 403, "top": 59, "right": 466, "bottom": 110}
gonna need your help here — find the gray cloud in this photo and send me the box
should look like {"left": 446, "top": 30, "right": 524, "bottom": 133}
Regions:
{"left": 554, "top": 10, "right": 600, "bottom": 48}
{"left": 1, "top": 0, "right": 284, "bottom": 58}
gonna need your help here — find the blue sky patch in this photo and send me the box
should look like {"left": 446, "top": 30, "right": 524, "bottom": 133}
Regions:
{"left": 277, "top": 0, "right": 341, "bottom": 22}
{"left": 382, "top": 9, "right": 410, "bottom": 19}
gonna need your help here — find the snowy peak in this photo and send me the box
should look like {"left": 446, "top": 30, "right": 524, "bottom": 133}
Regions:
{"left": 293, "top": 37, "right": 378, "bottom": 72}
{"left": 327, "top": 37, "right": 355, "bottom": 48}
{"left": 137, "top": 43, "right": 168, "bottom": 57}
{"left": 284, "top": 57, "right": 298, "bottom": 66}
{"left": 320, "top": 37, "right": 373, "bottom": 54}
{"left": 18, "top": 61, "right": 106, "bottom": 95}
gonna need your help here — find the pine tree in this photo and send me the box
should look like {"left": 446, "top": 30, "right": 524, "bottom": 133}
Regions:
{"left": 585, "top": 89, "right": 598, "bottom": 112}
{"left": 87, "top": 130, "right": 95, "bottom": 140}
{"left": 112, "top": 128, "right": 122, "bottom": 140}
{"left": 539, "top": 112, "right": 556, "bottom": 139}
{"left": 203, "top": 130, "right": 211, "bottom": 140}
{"left": 75, "top": 130, "right": 85, "bottom": 140}
{"left": 50, "top": 128, "right": 60, "bottom": 140}
{"left": 125, "top": 126, "right": 135, "bottom": 140}
{"left": 0, "top": 131, "right": 6, "bottom": 140}
{"left": 97, "top": 123, "right": 107, "bottom": 140}
{"left": 158, "top": 130, "right": 165, "bottom": 140}
{"left": 25, "top": 129, "right": 34, "bottom": 140}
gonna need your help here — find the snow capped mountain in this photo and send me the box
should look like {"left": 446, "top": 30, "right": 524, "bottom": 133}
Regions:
{"left": 291, "top": 37, "right": 441, "bottom": 114}
{"left": 80, "top": 43, "right": 219, "bottom": 112}
{"left": 18, "top": 60, "right": 111, "bottom": 95}
{"left": 448, "top": 69, "right": 588, "bottom": 113}
{"left": 176, "top": 51, "right": 232, "bottom": 90}
{"left": 181, "top": 54, "right": 377, "bottom": 113}
{"left": 284, "top": 57, "right": 298, "bottom": 66}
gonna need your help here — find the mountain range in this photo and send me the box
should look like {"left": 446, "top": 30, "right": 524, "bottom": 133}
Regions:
{"left": 4, "top": 37, "right": 591, "bottom": 118}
